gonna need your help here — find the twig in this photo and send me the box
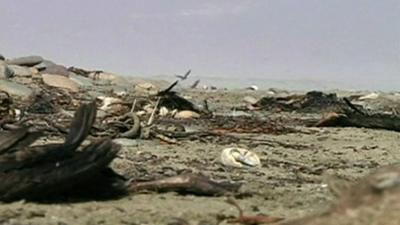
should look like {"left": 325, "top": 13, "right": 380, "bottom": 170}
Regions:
{"left": 154, "top": 133, "right": 179, "bottom": 144}
{"left": 226, "top": 197, "right": 244, "bottom": 217}
{"left": 147, "top": 97, "right": 161, "bottom": 126}
{"left": 226, "top": 197, "right": 284, "bottom": 224}
{"left": 130, "top": 98, "right": 137, "bottom": 113}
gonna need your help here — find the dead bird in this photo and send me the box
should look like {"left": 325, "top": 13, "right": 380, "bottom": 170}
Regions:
{"left": 175, "top": 69, "right": 191, "bottom": 80}
{"left": 0, "top": 101, "right": 125, "bottom": 201}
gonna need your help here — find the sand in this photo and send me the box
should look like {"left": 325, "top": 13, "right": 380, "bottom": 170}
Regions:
{"left": 1, "top": 89, "right": 399, "bottom": 225}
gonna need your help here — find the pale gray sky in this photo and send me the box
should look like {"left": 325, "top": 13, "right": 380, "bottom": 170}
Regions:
{"left": 0, "top": 0, "right": 399, "bottom": 89}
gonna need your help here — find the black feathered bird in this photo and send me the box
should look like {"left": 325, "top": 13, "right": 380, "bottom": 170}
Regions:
{"left": 190, "top": 79, "right": 200, "bottom": 89}
{"left": 0, "top": 101, "right": 126, "bottom": 202}
{"left": 175, "top": 69, "right": 191, "bottom": 80}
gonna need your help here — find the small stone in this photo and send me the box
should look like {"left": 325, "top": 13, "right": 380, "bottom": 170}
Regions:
{"left": 243, "top": 96, "right": 258, "bottom": 105}
{"left": 6, "top": 55, "right": 43, "bottom": 67}
{"left": 246, "top": 85, "right": 259, "bottom": 91}
{"left": 136, "top": 82, "right": 156, "bottom": 90}
{"left": 0, "top": 80, "right": 32, "bottom": 99}
{"left": 42, "top": 74, "right": 79, "bottom": 92}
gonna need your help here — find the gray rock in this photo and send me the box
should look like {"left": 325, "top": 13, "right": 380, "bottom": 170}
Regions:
{"left": 41, "top": 64, "right": 69, "bottom": 76}
{"left": 34, "top": 60, "right": 56, "bottom": 70}
{"left": 42, "top": 74, "right": 79, "bottom": 92}
{"left": 6, "top": 55, "right": 43, "bottom": 67}
{"left": 8, "top": 65, "right": 33, "bottom": 77}
{"left": 0, "top": 80, "right": 32, "bottom": 99}
{"left": 0, "top": 54, "right": 4, "bottom": 60}
{"left": 0, "top": 63, "right": 14, "bottom": 78}
{"left": 69, "top": 73, "right": 93, "bottom": 87}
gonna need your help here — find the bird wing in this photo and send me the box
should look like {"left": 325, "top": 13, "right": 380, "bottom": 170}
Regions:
{"left": 0, "top": 128, "right": 30, "bottom": 154}
{"left": 190, "top": 79, "right": 200, "bottom": 89}
{"left": 183, "top": 69, "right": 191, "bottom": 78}
{"left": 0, "top": 101, "right": 123, "bottom": 201}
{"left": 64, "top": 100, "right": 97, "bottom": 148}
{"left": 0, "top": 139, "right": 120, "bottom": 201}
{"left": 0, "top": 101, "right": 97, "bottom": 172}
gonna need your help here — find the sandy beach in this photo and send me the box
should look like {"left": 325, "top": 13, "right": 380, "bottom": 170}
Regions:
{"left": 0, "top": 85, "right": 399, "bottom": 225}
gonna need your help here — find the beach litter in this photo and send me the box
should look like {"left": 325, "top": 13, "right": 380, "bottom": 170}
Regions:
{"left": 220, "top": 147, "right": 261, "bottom": 168}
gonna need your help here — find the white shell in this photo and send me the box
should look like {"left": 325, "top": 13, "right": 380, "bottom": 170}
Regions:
{"left": 220, "top": 147, "right": 261, "bottom": 168}
{"left": 174, "top": 110, "right": 200, "bottom": 119}
{"left": 159, "top": 106, "right": 169, "bottom": 116}
{"left": 97, "top": 96, "right": 122, "bottom": 111}
{"left": 136, "top": 110, "right": 147, "bottom": 116}
{"left": 246, "top": 85, "right": 258, "bottom": 91}
{"left": 143, "top": 104, "right": 154, "bottom": 113}
{"left": 14, "top": 109, "right": 21, "bottom": 120}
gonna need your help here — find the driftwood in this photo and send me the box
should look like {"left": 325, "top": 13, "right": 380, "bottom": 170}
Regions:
{"left": 316, "top": 98, "right": 400, "bottom": 132}
{"left": 0, "top": 101, "right": 125, "bottom": 201}
{"left": 129, "top": 173, "right": 240, "bottom": 196}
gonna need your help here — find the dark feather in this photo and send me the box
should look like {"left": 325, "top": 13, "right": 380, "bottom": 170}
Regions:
{"left": 158, "top": 80, "right": 179, "bottom": 96}
{"left": 0, "top": 128, "right": 29, "bottom": 154}
{"left": 175, "top": 69, "right": 191, "bottom": 80}
{"left": 190, "top": 79, "right": 200, "bottom": 89}
{"left": 0, "top": 101, "right": 123, "bottom": 201}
